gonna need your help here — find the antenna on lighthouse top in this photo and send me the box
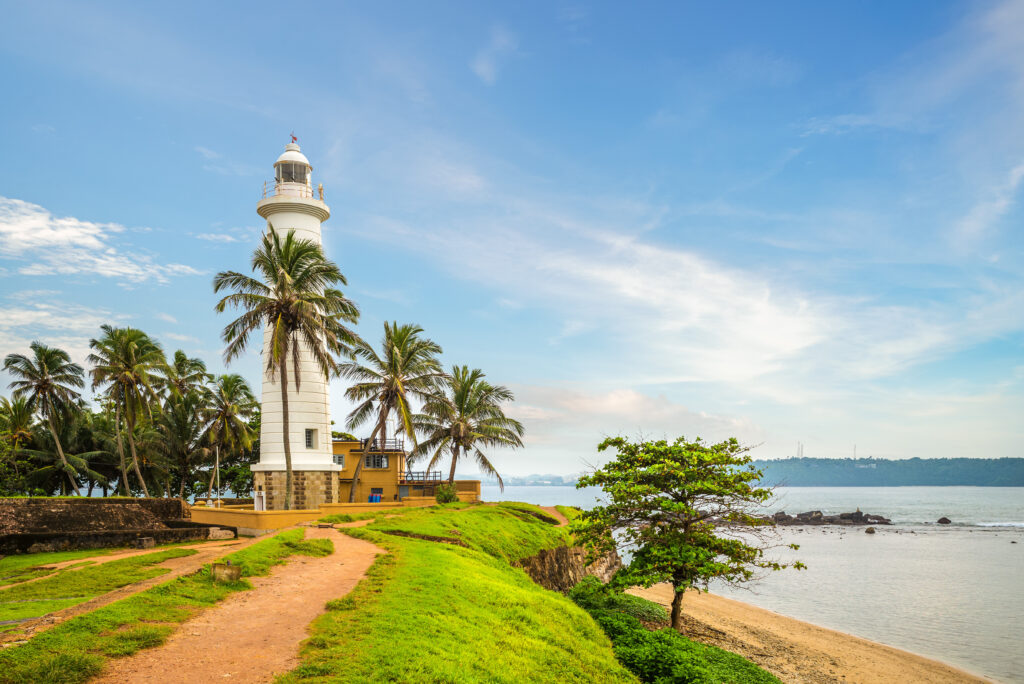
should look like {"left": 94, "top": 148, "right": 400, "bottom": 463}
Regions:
{"left": 290, "top": 132, "right": 297, "bottom": 144}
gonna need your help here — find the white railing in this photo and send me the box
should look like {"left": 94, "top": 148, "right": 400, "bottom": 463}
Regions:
{"left": 261, "top": 180, "right": 324, "bottom": 201}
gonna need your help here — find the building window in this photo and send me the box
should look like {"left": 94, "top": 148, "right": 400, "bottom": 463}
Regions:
{"left": 333, "top": 453, "right": 345, "bottom": 467}
{"left": 364, "top": 454, "right": 389, "bottom": 469}
{"left": 305, "top": 429, "right": 317, "bottom": 449}
{"left": 370, "top": 488, "right": 383, "bottom": 496}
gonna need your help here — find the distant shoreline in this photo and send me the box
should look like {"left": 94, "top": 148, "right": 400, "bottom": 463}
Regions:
{"left": 630, "top": 585, "right": 995, "bottom": 683}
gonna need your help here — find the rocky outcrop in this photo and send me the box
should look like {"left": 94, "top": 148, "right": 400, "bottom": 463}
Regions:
{"left": 769, "top": 509, "right": 892, "bottom": 526}
{"left": 515, "top": 546, "right": 622, "bottom": 593}
{"left": 937, "top": 517, "right": 952, "bottom": 524}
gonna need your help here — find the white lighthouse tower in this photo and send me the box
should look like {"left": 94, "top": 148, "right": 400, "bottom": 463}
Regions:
{"left": 250, "top": 140, "right": 341, "bottom": 510}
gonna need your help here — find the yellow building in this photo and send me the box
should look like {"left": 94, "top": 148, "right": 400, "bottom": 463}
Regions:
{"left": 332, "top": 438, "right": 480, "bottom": 503}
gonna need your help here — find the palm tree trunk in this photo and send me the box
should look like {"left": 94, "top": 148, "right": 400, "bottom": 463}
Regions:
{"left": 46, "top": 415, "right": 80, "bottom": 496}
{"left": 348, "top": 415, "right": 384, "bottom": 502}
{"left": 179, "top": 455, "right": 187, "bottom": 500}
{"left": 113, "top": 403, "right": 130, "bottom": 495}
{"left": 280, "top": 356, "right": 293, "bottom": 510}
{"left": 207, "top": 447, "right": 218, "bottom": 499}
{"left": 125, "top": 416, "right": 150, "bottom": 497}
{"left": 448, "top": 444, "right": 460, "bottom": 484}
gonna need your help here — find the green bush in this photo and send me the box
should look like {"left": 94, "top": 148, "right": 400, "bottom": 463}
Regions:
{"left": 435, "top": 483, "right": 459, "bottom": 504}
{"left": 569, "top": 578, "right": 779, "bottom": 684}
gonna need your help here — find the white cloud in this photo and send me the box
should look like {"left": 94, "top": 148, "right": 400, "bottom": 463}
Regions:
{"left": 0, "top": 300, "right": 128, "bottom": 367}
{"left": 162, "top": 332, "right": 200, "bottom": 343}
{"left": 155, "top": 313, "right": 177, "bottom": 323}
{"left": 195, "top": 233, "right": 240, "bottom": 243}
{"left": 0, "top": 197, "right": 200, "bottom": 284}
{"left": 954, "top": 162, "right": 1024, "bottom": 242}
{"left": 470, "top": 27, "right": 517, "bottom": 85}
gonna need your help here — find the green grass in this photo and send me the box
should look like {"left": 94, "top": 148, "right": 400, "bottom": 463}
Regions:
{"left": 280, "top": 505, "right": 636, "bottom": 684}
{"left": 0, "top": 549, "right": 118, "bottom": 586}
{"left": 0, "top": 548, "right": 196, "bottom": 626}
{"left": 317, "top": 506, "right": 408, "bottom": 524}
{"left": 555, "top": 505, "right": 583, "bottom": 522}
{"left": 0, "top": 529, "right": 333, "bottom": 684}
{"left": 363, "top": 502, "right": 570, "bottom": 562}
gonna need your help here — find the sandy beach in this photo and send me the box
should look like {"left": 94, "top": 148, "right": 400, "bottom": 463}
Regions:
{"left": 629, "top": 585, "right": 992, "bottom": 684}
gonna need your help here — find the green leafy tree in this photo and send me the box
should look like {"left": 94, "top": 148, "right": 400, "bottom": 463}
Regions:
{"left": 24, "top": 408, "right": 107, "bottom": 495}
{"left": 411, "top": 365, "right": 523, "bottom": 488}
{"left": 341, "top": 322, "right": 444, "bottom": 502}
{"left": 87, "top": 325, "right": 167, "bottom": 497}
{"left": 162, "top": 350, "right": 210, "bottom": 398}
{"left": 4, "top": 342, "right": 86, "bottom": 495}
{"left": 574, "top": 436, "right": 804, "bottom": 632}
{"left": 214, "top": 228, "right": 360, "bottom": 509}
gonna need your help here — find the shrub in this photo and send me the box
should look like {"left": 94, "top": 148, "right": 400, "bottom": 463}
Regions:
{"left": 569, "top": 578, "right": 779, "bottom": 684}
{"left": 435, "top": 483, "right": 459, "bottom": 504}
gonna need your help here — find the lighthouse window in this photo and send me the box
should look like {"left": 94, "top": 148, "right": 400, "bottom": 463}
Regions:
{"left": 277, "top": 162, "right": 308, "bottom": 184}
{"left": 305, "top": 429, "right": 317, "bottom": 449}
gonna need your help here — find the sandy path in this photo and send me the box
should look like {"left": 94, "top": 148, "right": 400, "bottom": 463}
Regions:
{"left": 93, "top": 526, "right": 384, "bottom": 683}
{"left": 630, "top": 585, "right": 991, "bottom": 684}
{"left": 539, "top": 506, "right": 570, "bottom": 527}
{"left": 0, "top": 538, "right": 257, "bottom": 645}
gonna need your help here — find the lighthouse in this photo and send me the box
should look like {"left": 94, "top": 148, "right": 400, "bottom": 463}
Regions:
{"left": 250, "top": 141, "right": 341, "bottom": 510}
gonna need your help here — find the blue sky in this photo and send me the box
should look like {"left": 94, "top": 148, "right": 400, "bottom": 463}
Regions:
{"left": 1, "top": 1, "right": 1022, "bottom": 475}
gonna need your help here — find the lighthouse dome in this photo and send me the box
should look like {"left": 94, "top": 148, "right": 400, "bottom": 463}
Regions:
{"left": 276, "top": 142, "right": 310, "bottom": 167}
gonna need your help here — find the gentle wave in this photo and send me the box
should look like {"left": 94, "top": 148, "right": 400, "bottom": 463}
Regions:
{"left": 975, "top": 521, "right": 1024, "bottom": 528}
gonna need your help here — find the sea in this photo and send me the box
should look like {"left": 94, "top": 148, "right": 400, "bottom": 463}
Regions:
{"left": 482, "top": 485, "right": 1024, "bottom": 684}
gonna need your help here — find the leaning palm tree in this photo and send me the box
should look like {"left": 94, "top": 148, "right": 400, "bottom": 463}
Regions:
{"left": 341, "top": 322, "right": 445, "bottom": 502}
{"left": 4, "top": 342, "right": 86, "bottom": 495}
{"left": 0, "top": 395, "right": 34, "bottom": 477}
{"left": 202, "top": 374, "right": 257, "bottom": 499}
{"left": 87, "top": 325, "right": 167, "bottom": 497}
{"left": 411, "top": 365, "right": 523, "bottom": 490}
{"left": 214, "top": 228, "right": 360, "bottom": 510}
{"left": 24, "top": 408, "right": 107, "bottom": 496}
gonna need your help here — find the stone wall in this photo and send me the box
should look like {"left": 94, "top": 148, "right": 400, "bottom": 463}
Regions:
{"left": 515, "top": 546, "right": 622, "bottom": 593}
{"left": 1, "top": 522, "right": 235, "bottom": 554}
{"left": 254, "top": 470, "right": 338, "bottom": 510}
{"left": 0, "top": 497, "right": 188, "bottom": 535}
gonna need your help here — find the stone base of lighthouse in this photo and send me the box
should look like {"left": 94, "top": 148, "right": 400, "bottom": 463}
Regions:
{"left": 253, "top": 470, "right": 339, "bottom": 511}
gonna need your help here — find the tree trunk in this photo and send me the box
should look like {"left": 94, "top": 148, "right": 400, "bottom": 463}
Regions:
{"left": 125, "top": 417, "right": 150, "bottom": 497}
{"left": 280, "top": 356, "right": 293, "bottom": 510}
{"left": 113, "top": 403, "right": 130, "bottom": 496}
{"left": 46, "top": 416, "right": 80, "bottom": 496}
{"left": 448, "top": 444, "right": 460, "bottom": 484}
{"left": 348, "top": 416, "right": 385, "bottom": 502}
{"left": 207, "top": 449, "right": 218, "bottom": 499}
{"left": 670, "top": 584, "right": 686, "bottom": 633}
{"left": 87, "top": 480, "right": 95, "bottom": 497}
{"left": 179, "top": 457, "right": 186, "bottom": 500}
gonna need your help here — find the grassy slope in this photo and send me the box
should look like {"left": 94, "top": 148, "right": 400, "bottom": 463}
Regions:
{"left": 281, "top": 503, "right": 637, "bottom": 683}
{"left": 0, "top": 530, "right": 332, "bottom": 684}
{"left": 0, "top": 549, "right": 117, "bottom": 586}
{"left": 0, "top": 548, "right": 196, "bottom": 629}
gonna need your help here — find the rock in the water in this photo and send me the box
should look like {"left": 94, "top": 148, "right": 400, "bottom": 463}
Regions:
{"left": 865, "top": 527, "right": 876, "bottom": 534}
{"left": 937, "top": 517, "right": 952, "bottom": 524}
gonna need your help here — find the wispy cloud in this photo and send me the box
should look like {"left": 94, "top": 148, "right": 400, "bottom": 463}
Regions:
{"left": 0, "top": 300, "right": 127, "bottom": 366}
{"left": 162, "top": 332, "right": 200, "bottom": 343}
{"left": 194, "top": 146, "right": 261, "bottom": 176}
{"left": 0, "top": 197, "right": 200, "bottom": 284}
{"left": 954, "top": 162, "right": 1024, "bottom": 242}
{"left": 470, "top": 27, "right": 517, "bottom": 85}
{"left": 155, "top": 313, "right": 177, "bottom": 323}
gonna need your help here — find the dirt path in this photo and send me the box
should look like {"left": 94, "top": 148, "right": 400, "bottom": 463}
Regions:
{"left": 0, "top": 538, "right": 258, "bottom": 645}
{"left": 630, "top": 585, "right": 990, "bottom": 684}
{"left": 539, "top": 506, "right": 570, "bottom": 527}
{"left": 93, "top": 526, "right": 384, "bottom": 683}
{"left": 0, "top": 541, "right": 243, "bottom": 592}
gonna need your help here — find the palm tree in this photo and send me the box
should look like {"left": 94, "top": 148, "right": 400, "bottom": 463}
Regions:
{"left": 87, "top": 325, "right": 167, "bottom": 497}
{"left": 214, "top": 228, "right": 360, "bottom": 510}
{"left": 158, "top": 389, "right": 208, "bottom": 499}
{"left": 341, "top": 322, "right": 445, "bottom": 502}
{"left": 411, "top": 365, "right": 523, "bottom": 490}
{"left": 202, "top": 374, "right": 257, "bottom": 499}
{"left": 4, "top": 342, "right": 86, "bottom": 495}
{"left": 24, "top": 408, "right": 107, "bottom": 496}
{"left": 162, "top": 350, "right": 210, "bottom": 398}
{"left": 0, "top": 396, "right": 34, "bottom": 477}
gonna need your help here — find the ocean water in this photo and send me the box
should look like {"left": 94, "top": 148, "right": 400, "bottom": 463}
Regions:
{"left": 483, "top": 485, "right": 1024, "bottom": 683}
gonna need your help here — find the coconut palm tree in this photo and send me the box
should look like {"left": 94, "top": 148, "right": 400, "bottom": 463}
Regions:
{"left": 162, "top": 350, "right": 210, "bottom": 398}
{"left": 202, "top": 374, "right": 257, "bottom": 499}
{"left": 3, "top": 342, "right": 86, "bottom": 495}
{"left": 24, "top": 408, "right": 108, "bottom": 496}
{"left": 158, "top": 388, "right": 208, "bottom": 499}
{"left": 411, "top": 365, "right": 523, "bottom": 490}
{"left": 87, "top": 325, "right": 167, "bottom": 497}
{"left": 214, "top": 228, "right": 360, "bottom": 509}
{"left": 341, "top": 322, "right": 445, "bottom": 502}
{"left": 0, "top": 396, "right": 34, "bottom": 478}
